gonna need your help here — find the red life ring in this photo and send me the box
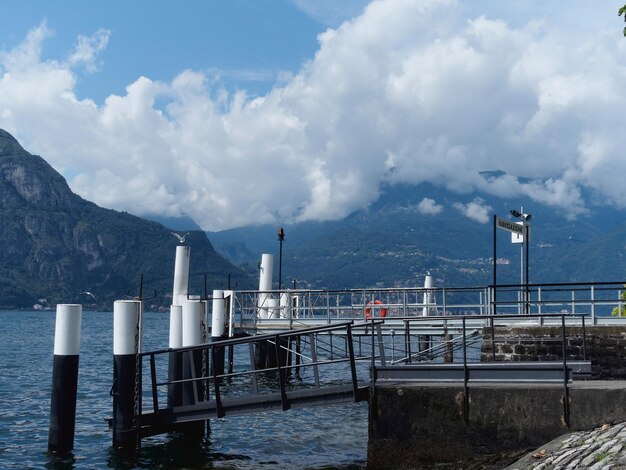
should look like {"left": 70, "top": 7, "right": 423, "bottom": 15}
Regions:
{"left": 365, "top": 300, "right": 387, "bottom": 319}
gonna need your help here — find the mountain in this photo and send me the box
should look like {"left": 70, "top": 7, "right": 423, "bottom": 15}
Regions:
{"left": 0, "top": 129, "right": 252, "bottom": 309}
{"left": 210, "top": 182, "right": 626, "bottom": 290}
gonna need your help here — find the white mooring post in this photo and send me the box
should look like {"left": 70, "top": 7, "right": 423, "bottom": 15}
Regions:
{"left": 182, "top": 300, "right": 206, "bottom": 408}
{"left": 48, "top": 304, "right": 82, "bottom": 454}
{"left": 172, "top": 245, "right": 190, "bottom": 307}
{"left": 258, "top": 253, "right": 274, "bottom": 319}
{"left": 112, "top": 300, "right": 142, "bottom": 449}
{"left": 167, "top": 304, "right": 183, "bottom": 407}
{"left": 422, "top": 273, "right": 435, "bottom": 317}
{"left": 168, "top": 245, "right": 190, "bottom": 408}
{"left": 211, "top": 290, "right": 225, "bottom": 340}
{"left": 255, "top": 254, "right": 274, "bottom": 369}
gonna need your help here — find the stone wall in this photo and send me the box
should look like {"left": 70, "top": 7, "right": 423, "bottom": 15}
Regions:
{"left": 368, "top": 382, "right": 626, "bottom": 469}
{"left": 480, "top": 325, "right": 626, "bottom": 379}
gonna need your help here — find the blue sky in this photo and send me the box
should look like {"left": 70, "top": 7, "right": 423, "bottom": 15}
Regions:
{"left": 0, "top": 1, "right": 625, "bottom": 230}
{"left": 0, "top": 0, "right": 363, "bottom": 102}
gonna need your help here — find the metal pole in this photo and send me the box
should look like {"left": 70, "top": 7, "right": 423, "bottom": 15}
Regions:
{"left": 493, "top": 214, "right": 497, "bottom": 313}
{"left": 520, "top": 239, "right": 524, "bottom": 315}
{"left": 525, "top": 224, "right": 530, "bottom": 314}
{"left": 561, "top": 314, "right": 570, "bottom": 426}
{"left": 591, "top": 286, "right": 595, "bottom": 325}
{"left": 278, "top": 227, "right": 285, "bottom": 290}
{"left": 462, "top": 316, "right": 469, "bottom": 423}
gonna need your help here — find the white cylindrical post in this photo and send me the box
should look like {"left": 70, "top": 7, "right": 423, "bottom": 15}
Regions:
{"left": 169, "top": 245, "right": 189, "bottom": 409}
{"left": 112, "top": 300, "right": 141, "bottom": 449}
{"left": 182, "top": 301, "right": 206, "bottom": 347}
{"left": 172, "top": 245, "right": 191, "bottom": 307}
{"left": 258, "top": 253, "right": 274, "bottom": 319}
{"left": 211, "top": 290, "right": 225, "bottom": 339}
{"left": 422, "top": 273, "right": 435, "bottom": 317}
{"left": 169, "top": 305, "right": 183, "bottom": 349}
{"left": 114, "top": 301, "right": 141, "bottom": 355}
{"left": 48, "top": 304, "right": 82, "bottom": 453}
{"left": 182, "top": 301, "right": 206, "bottom": 409}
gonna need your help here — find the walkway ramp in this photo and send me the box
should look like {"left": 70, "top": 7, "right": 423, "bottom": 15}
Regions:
{"left": 132, "top": 322, "right": 370, "bottom": 439}
{"left": 138, "top": 383, "right": 369, "bottom": 437}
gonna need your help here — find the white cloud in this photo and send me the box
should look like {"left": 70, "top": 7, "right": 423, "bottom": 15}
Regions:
{"left": 417, "top": 198, "right": 443, "bottom": 215}
{"left": 1, "top": 1, "right": 626, "bottom": 230}
{"left": 453, "top": 198, "right": 493, "bottom": 224}
{"left": 66, "top": 28, "right": 110, "bottom": 73}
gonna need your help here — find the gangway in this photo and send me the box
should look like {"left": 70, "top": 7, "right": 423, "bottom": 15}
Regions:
{"left": 123, "top": 321, "right": 372, "bottom": 441}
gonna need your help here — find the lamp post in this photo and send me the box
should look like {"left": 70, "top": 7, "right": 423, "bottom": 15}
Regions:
{"left": 278, "top": 227, "right": 285, "bottom": 290}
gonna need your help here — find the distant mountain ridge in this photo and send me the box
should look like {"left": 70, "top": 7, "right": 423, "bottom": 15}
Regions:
{"left": 210, "top": 182, "right": 626, "bottom": 289}
{"left": 0, "top": 129, "right": 251, "bottom": 309}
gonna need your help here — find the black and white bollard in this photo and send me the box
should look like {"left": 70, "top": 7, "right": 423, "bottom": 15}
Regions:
{"left": 112, "top": 300, "right": 142, "bottom": 449}
{"left": 48, "top": 304, "right": 82, "bottom": 454}
{"left": 167, "top": 304, "right": 183, "bottom": 407}
{"left": 168, "top": 245, "right": 189, "bottom": 407}
{"left": 255, "top": 254, "right": 273, "bottom": 369}
{"left": 182, "top": 300, "right": 206, "bottom": 406}
{"left": 182, "top": 300, "right": 207, "bottom": 436}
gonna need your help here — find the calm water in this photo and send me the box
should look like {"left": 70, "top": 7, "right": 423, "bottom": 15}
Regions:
{"left": 0, "top": 310, "right": 368, "bottom": 469}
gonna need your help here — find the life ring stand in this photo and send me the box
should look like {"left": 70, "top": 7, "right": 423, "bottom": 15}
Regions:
{"left": 365, "top": 300, "right": 387, "bottom": 319}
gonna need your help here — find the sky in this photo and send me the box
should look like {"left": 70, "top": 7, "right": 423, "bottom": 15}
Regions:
{"left": 0, "top": 0, "right": 625, "bottom": 230}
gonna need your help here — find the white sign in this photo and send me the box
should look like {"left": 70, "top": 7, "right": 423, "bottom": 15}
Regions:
{"left": 511, "top": 221, "right": 524, "bottom": 244}
{"left": 495, "top": 216, "right": 526, "bottom": 235}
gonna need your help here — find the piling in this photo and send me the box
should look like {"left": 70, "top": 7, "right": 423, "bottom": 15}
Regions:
{"left": 167, "top": 304, "right": 183, "bottom": 407}
{"left": 182, "top": 300, "right": 207, "bottom": 436}
{"left": 172, "top": 245, "right": 190, "bottom": 306}
{"left": 112, "top": 300, "right": 142, "bottom": 449}
{"left": 257, "top": 253, "right": 273, "bottom": 319}
{"left": 255, "top": 254, "right": 274, "bottom": 369}
{"left": 48, "top": 304, "right": 82, "bottom": 453}
{"left": 168, "top": 245, "right": 189, "bottom": 407}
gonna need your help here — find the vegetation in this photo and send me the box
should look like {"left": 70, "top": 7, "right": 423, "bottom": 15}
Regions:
{"left": 611, "top": 285, "right": 626, "bottom": 317}
{"left": 620, "top": 4, "right": 626, "bottom": 36}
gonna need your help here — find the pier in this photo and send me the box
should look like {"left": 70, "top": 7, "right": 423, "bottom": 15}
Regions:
{"left": 48, "top": 247, "right": 626, "bottom": 468}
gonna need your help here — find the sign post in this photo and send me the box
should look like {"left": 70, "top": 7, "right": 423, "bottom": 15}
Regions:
{"left": 493, "top": 215, "right": 531, "bottom": 314}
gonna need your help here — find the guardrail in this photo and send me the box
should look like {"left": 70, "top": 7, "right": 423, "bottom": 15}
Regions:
{"left": 370, "top": 313, "right": 592, "bottom": 426}
{"left": 134, "top": 321, "right": 376, "bottom": 439}
{"left": 226, "top": 281, "right": 626, "bottom": 333}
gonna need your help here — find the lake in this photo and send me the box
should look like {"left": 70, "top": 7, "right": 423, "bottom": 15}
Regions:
{"left": 0, "top": 310, "right": 368, "bottom": 469}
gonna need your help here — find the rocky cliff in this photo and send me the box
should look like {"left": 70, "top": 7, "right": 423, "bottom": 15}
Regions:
{"left": 0, "top": 129, "right": 251, "bottom": 309}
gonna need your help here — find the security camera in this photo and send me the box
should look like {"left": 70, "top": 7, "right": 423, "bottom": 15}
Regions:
{"left": 522, "top": 213, "right": 532, "bottom": 221}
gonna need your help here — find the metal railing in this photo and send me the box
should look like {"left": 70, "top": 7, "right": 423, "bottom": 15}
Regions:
{"left": 226, "top": 281, "right": 626, "bottom": 334}
{"left": 134, "top": 321, "right": 379, "bottom": 438}
{"left": 371, "top": 313, "right": 592, "bottom": 426}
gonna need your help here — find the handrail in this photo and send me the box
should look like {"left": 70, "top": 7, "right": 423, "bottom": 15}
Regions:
{"left": 370, "top": 312, "right": 587, "bottom": 426}
{"left": 139, "top": 321, "right": 372, "bottom": 425}
{"left": 140, "top": 321, "right": 355, "bottom": 357}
